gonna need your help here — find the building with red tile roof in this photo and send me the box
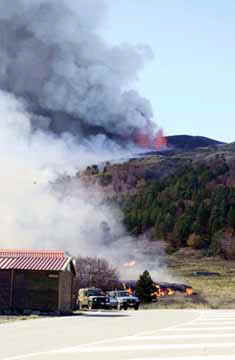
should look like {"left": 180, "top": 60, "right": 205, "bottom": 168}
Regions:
{"left": 0, "top": 249, "right": 76, "bottom": 313}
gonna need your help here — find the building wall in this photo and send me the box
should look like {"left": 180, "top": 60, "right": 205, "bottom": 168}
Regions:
{"left": 13, "top": 270, "right": 59, "bottom": 311}
{"left": 0, "top": 270, "right": 11, "bottom": 309}
{"left": 58, "top": 272, "right": 73, "bottom": 313}
{"left": 0, "top": 269, "right": 74, "bottom": 312}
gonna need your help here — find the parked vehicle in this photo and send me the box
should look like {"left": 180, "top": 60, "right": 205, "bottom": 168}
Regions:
{"left": 77, "top": 288, "right": 117, "bottom": 310}
{"left": 108, "top": 290, "right": 140, "bottom": 310}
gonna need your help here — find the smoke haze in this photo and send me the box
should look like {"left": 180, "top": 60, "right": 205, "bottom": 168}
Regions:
{"left": 0, "top": 0, "right": 170, "bottom": 280}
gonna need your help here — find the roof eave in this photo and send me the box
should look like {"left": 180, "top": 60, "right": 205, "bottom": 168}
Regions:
{"left": 62, "top": 257, "right": 76, "bottom": 276}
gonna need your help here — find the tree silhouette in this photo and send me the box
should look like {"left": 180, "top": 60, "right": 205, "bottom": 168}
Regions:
{"left": 135, "top": 270, "right": 154, "bottom": 303}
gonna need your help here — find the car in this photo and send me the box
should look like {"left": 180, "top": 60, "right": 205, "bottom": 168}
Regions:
{"left": 77, "top": 288, "right": 111, "bottom": 310}
{"left": 108, "top": 290, "right": 140, "bottom": 310}
{"left": 105, "top": 294, "right": 118, "bottom": 310}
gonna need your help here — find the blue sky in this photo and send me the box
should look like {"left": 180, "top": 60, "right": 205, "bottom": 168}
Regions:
{"left": 101, "top": 1, "right": 235, "bottom": 143}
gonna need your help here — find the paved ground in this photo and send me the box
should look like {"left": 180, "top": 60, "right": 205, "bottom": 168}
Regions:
{"left": 1, "top": 309, "right": 235, "bottom": 360}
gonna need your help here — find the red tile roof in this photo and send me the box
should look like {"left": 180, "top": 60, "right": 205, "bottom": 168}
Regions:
{"left": 0, "top": 249, "right": 72, "bottom": 272}
{"left": 0, "top": 249, "right": 65, "bottom": 258}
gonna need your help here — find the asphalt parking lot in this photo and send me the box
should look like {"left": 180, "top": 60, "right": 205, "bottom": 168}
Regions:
{"left": 1, "top": 309, "right": 235, "bottom": 360}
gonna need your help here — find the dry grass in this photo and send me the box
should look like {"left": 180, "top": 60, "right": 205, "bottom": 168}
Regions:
{"left": 0, "top": 315, "right": 39, "bottom": 324}
{"left": 151, "top": 250, "right": 235, "bottom": 309}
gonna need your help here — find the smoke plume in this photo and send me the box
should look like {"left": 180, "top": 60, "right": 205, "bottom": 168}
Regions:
{"left": 0, "top": 1, "right": 171, "bottom": 280}
{"left": 0, "top": 0, "right": 155, "bottom": 148}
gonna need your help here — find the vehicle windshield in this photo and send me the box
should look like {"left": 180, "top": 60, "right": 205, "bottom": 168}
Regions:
{"left": 117, "top": 291, "right": 130, "bottom": 297}
{"left": 87, "top": 289, "right": 103, "bottom": 296}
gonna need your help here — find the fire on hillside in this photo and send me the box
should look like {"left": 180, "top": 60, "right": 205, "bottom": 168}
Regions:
{"left": 134, "top": 128, "right": 168, "bottom": 150}
{"left": 151, "top": 282, "right": 193, "bottom": 300}
{"left": 122, "top": 280, "right": 194, "bottom": 300}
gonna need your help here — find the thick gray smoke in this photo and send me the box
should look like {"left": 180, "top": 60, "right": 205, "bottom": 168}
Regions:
{"left": 0, "top": 0, "right": 155, "bottom": 148}
{"left": 0, "top": 1, "right": 172, "bottom": 281}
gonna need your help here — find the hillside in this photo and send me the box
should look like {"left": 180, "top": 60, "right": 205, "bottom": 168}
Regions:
{"left": 166, "top": 135, "right": 224, "bottom": 151}
{"left": 72, "top": 137, "right": 235, "bottom": 260}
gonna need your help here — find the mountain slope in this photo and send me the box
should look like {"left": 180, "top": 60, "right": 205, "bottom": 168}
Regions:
{"left": 73, "top": 137, "right": 235, "bottom": 259}
{"left": 166, "top": 135, "right": 224, "bottom": 150}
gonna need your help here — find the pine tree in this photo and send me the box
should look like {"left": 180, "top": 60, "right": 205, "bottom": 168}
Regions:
{"left": 195, "top": 202, "right": 210, "bottom": 234}
{"left": 227, "top": 206, "right": 235, "bottom": 229}
{"left": 135, "top": 270, "right": 154, "bottom": 303}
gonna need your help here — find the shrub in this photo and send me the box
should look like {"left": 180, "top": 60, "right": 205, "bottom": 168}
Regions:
{"left": 219, "top": 232, "right": 235, "bottom": 260}
{"left": 227, "top": 206, "right": 235, "bottom": 229}
{"left": 209, "top": 230, "right": 224, "bottom": 257}
{"left": 165, "top": 245, "right": 177, "bottom": 255}
{"left": 99, "top": 173, "right": 113, "bottom": 186}
{"left": 187, "top": 233, "right": 204, "bottom": 249}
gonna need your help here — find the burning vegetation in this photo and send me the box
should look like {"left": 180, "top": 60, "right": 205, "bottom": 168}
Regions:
{"left": 123, "top": 260, "right": 136, "bottom": 268}
{"left": 123, "top": 273, "right": 194, "bottom": 303}
{"left": 134, "top": 128, "right": 168, "bottom": 150}
{"left": 151, "top": 282, "right": 194, "bottom": 300}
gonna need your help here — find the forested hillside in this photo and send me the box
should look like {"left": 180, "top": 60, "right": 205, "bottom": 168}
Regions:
{"left": 77, "top": 143, "right": 235, "bottom": 260}
{"left": 121, "top": 154, "right": 235, "bottom": 257}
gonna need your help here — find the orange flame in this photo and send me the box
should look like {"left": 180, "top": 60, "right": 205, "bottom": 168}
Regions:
{"left": 152, "top": 283, "right": 193, "bottom": 299}
{"left": 153, "top": 129, "right": 168, "bottom": 150}
{"left": 134, "top": 128, "right": 167, "bottom": 150}
{"left": 167, "top": 288, "right": 175, "bottom": 296}
{"left": 152, "top": 284, "right": 175, "bottom": 298}
{"left": 123, "top": 260, "right": 136, "bottom": 268}
{"left": 185, "top": 287, "right": 193, "bottom": 296}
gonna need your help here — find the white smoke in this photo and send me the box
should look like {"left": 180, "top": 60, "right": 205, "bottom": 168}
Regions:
{"left": 0, "top": 89, "right": 121, "bottom": 249}
{"left": 0, "top": 89, "right": 170, "bottom": 280}
{"left": 0, "top": 1, "right": 170, "bottom": 280}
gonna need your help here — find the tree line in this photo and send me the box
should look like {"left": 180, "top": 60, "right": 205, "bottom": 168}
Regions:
{"left": 121, "top": 157, "right": 235, "bottom": 256}
{"left": 73, "top": 256, "right": 154, "bottom": 304}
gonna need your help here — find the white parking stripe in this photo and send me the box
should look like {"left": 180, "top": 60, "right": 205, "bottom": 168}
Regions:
{"left": 199, "top": 320, "right": 235, "bottom": 323}
{"left": 199, "top": 316, "right": 235, "bottom": 318}
{"left": 128, "top": 332, "right": 235, "bottom": 340}
{"left": 197, "top": 318, "right": 235, "bottom": 323}
{"left": 196, "top": 321, "right": 235, "bottom": 325}
{"left": 200, "top": 311, "right": 235, "bottom": 314}
{"left": 165, "top": 326, "right": 235, "bottom": 331}
{"left": 199, "top": 316, "right": 235, "bottom": 319}
{"left": 130, "top": 356, "right": 235, "bottom": 360}
{"left": 60, "top": 342, "right": 235, "bottom": 353}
